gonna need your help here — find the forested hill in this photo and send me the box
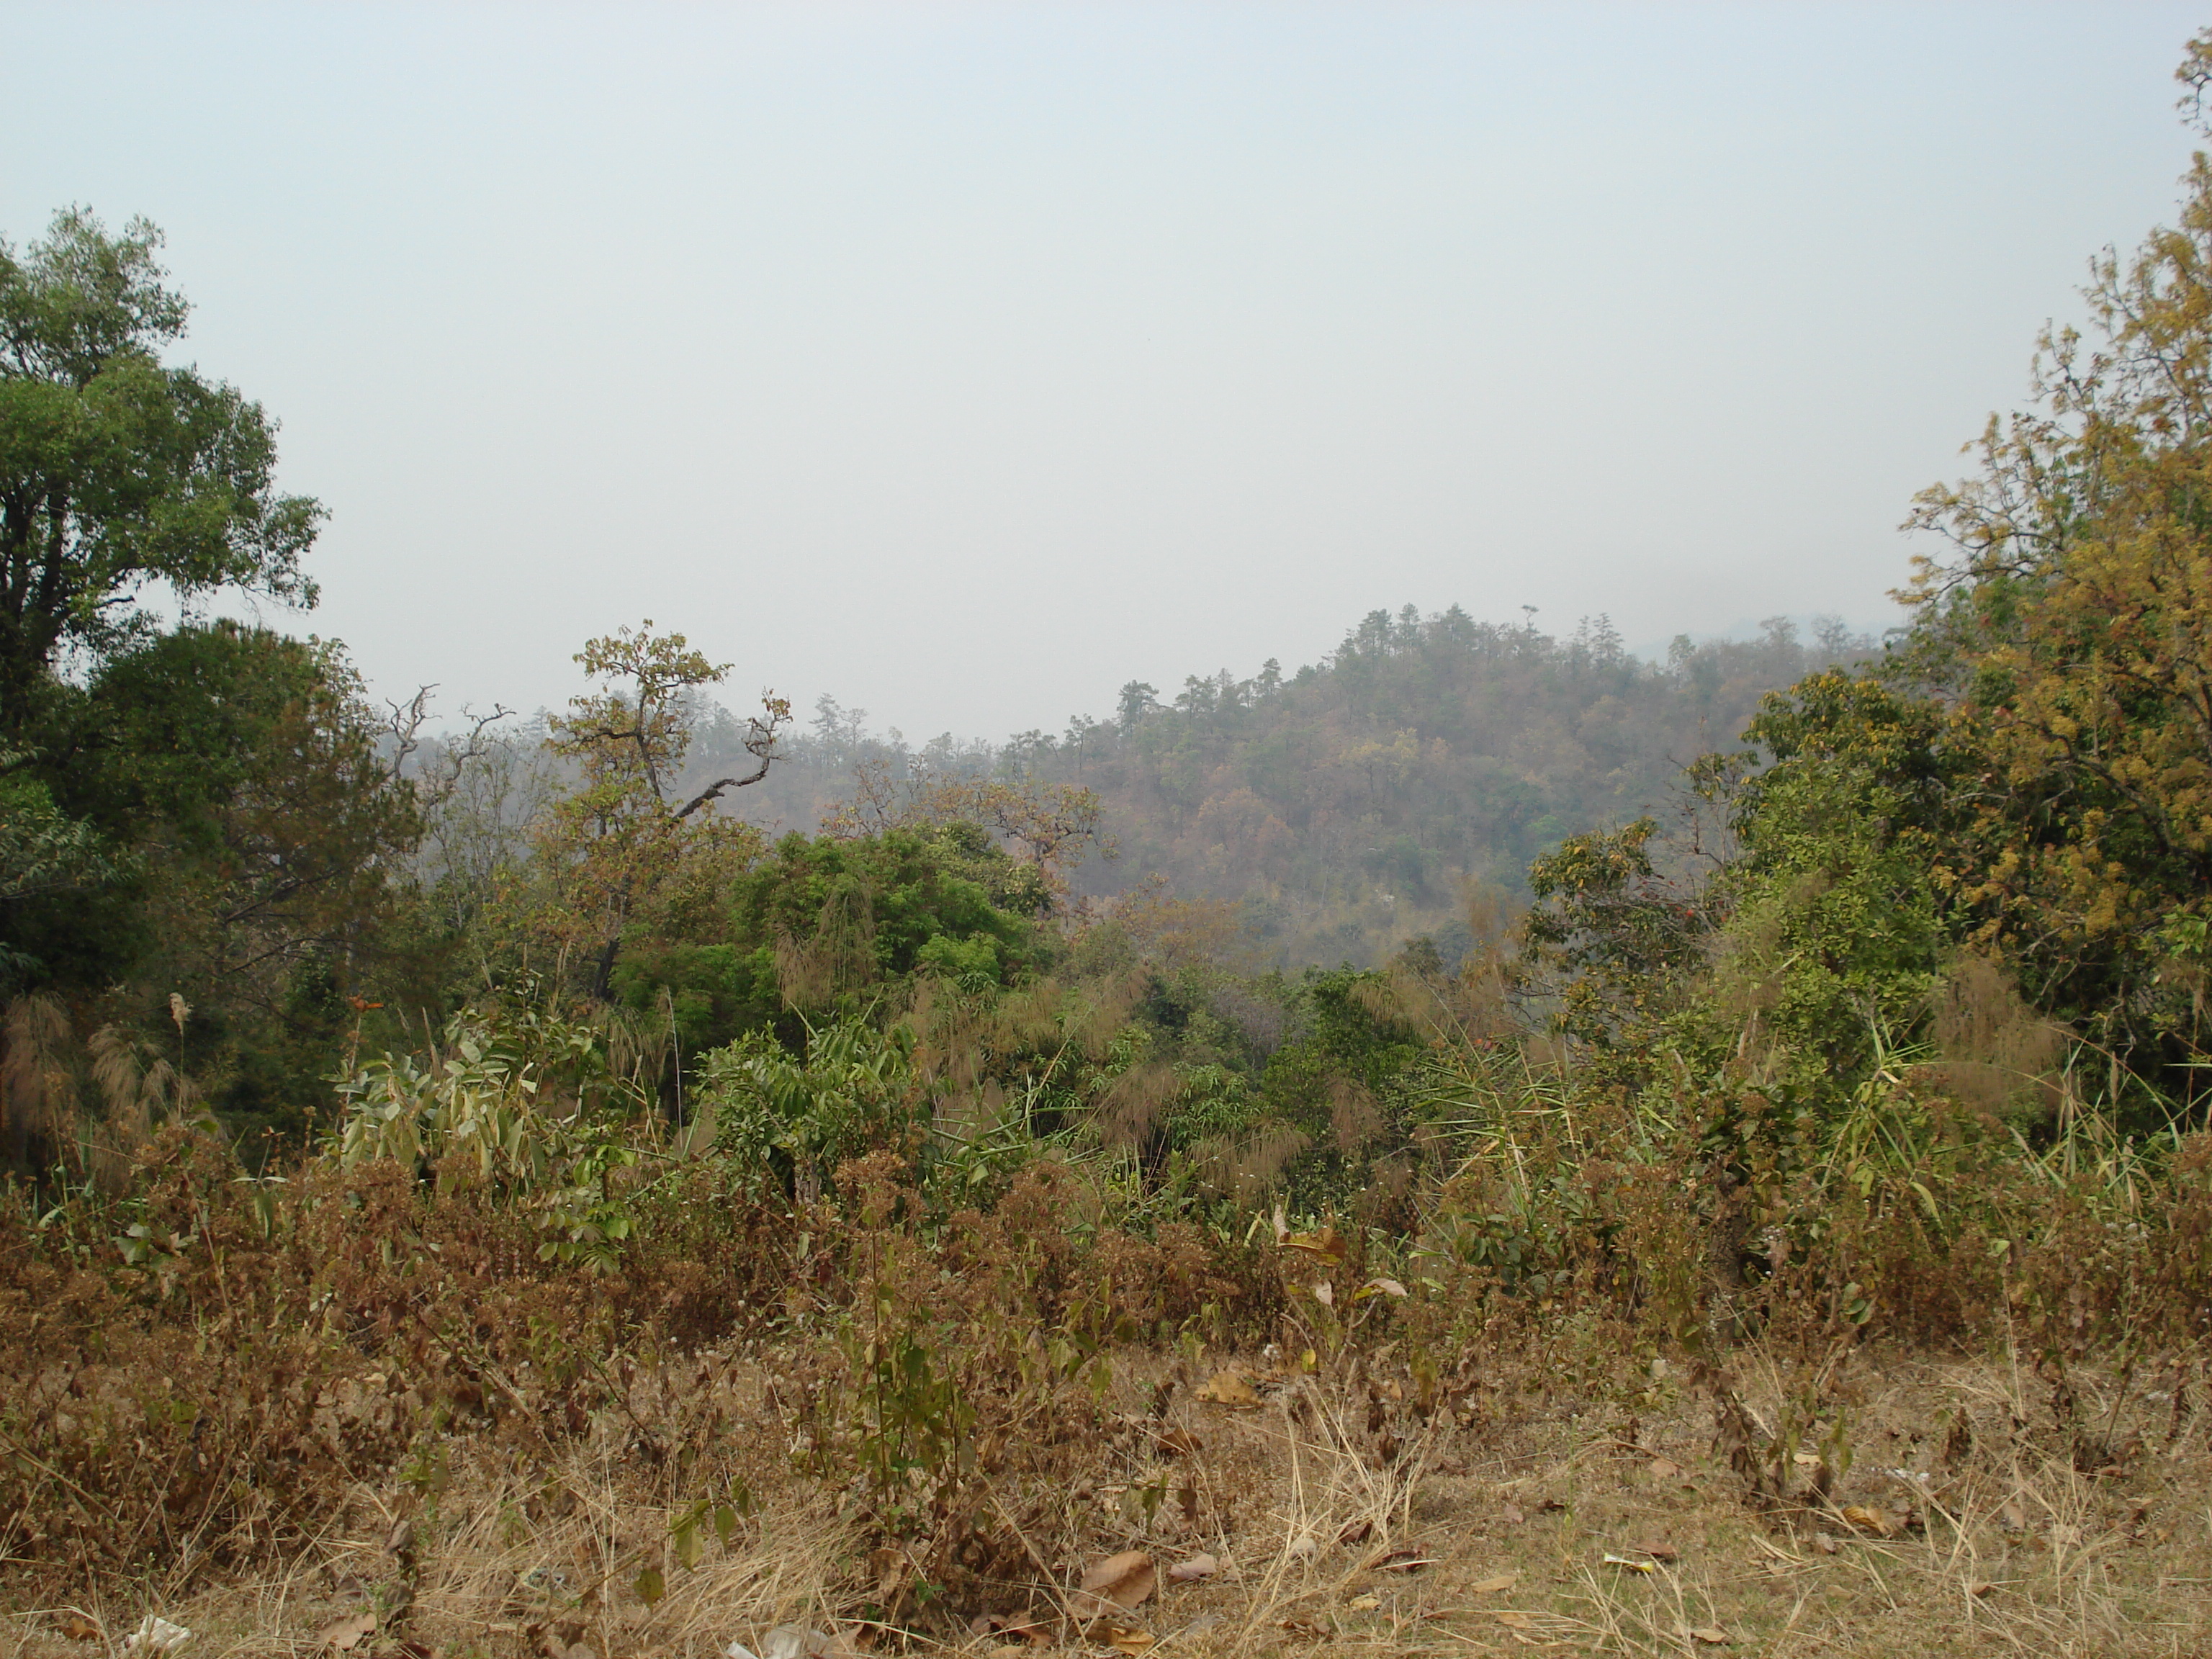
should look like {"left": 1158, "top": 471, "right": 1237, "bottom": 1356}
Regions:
{"left": 690, "top": 606, "right": 1878, "bottom": 966}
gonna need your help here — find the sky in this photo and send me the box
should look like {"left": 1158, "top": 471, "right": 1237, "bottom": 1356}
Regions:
{"left": 4, "top": 1, "right": 2208, "bottom": 740}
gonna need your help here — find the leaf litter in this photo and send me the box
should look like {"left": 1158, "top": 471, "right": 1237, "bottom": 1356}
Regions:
{"left": 1166, "top": 1552, "right": 1218, "bottom": 1583}
{"left": 1074, "top": 1550, "right": 1156, "bottom": 1619}
{"left": 1194, "top": 1370, "right": 1259, "bottom": 1408}
{"left": 122, "top": 1618, "right": 192, "bottom": 1654}
{"left": 315, "top": 1612, "right": 377, "bottom": 1652}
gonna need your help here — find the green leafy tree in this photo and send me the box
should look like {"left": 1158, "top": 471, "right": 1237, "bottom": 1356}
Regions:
{"left": 614, "top": 824, "right": 1046, "bottom": 1053}
{"left": 68, "top": 624, "right": 418, "bottom": 1005}
{"left": 1249, "top": 966, "right": 1426, "bottom": 1211}
{"left": 822, "top": 760, "right": 1102, "bottom": 910}
{"left": 703, "top": 1014, "right": 919, "bottom": 1202}
{"left": 0, "top": 624, "right": 424, "bottom": 1138}
{"left": 1117, "top": 680, "right": 1159, "bottom": 733}
{"left": 0, "top": 209, "right": 321, "bottom": 724}
{"left": 1519, "top": 817, "right": 1713, "bottom": 1061}
{"left": 0, "top": 766, "right": 121, "bottom": 987}
{"left": 1693, "top": 675, "right": 1962, "bottom": 1097}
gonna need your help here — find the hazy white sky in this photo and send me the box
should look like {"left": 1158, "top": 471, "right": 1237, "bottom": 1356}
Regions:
{"left": 4, "top": 2, "right": 2206, "bottom": 738}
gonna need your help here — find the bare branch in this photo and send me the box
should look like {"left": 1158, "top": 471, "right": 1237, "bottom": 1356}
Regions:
{"left": 674, "top": 695, "right": 790, "bottom": 820}
{"left": 383, "top": 685, "right": 436, "bottom": 783}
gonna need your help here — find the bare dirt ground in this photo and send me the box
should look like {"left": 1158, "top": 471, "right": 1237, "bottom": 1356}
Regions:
{"left": 7, "top": 1342, "right": 2208, "bottom": 1659}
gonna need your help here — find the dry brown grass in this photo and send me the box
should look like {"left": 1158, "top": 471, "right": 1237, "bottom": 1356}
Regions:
{"left": 7, "top": 1336, "right": 2208, "bottom": 1659}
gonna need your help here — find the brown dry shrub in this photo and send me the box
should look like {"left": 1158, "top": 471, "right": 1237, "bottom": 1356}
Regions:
{"left": 665, "top": 1152, "right": 1262, "bottom": 1627}
{"left": 1716, "top": 1110, "right": 2212, "bottom": 1367}
{"left": 0, "top": 1126, "right": 801, "bottom": 1590}
{"left": 0, "top": 1125, "right": 1255, "bottom": 1606}
{"left": 1922, "top": 950, "right": 2067, "bottom": 1128}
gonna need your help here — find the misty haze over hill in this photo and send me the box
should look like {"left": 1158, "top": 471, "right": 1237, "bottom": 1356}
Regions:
{"left": 645, "top": 603, "right": 1879, "bottom": 968}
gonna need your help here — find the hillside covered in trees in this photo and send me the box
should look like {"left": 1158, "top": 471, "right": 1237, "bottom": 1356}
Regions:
{"left": 704, "top": 607, "right": 1874, "bottom": 968}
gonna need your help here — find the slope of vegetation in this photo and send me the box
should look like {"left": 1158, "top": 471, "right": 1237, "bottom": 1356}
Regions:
{"left": 10, "top": 30, "right": 2212, "bottom": 1659}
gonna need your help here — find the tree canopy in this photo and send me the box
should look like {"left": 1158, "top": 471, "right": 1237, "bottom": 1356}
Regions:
{"left": 0, "top": 209, "right": 321, "bottom": 720}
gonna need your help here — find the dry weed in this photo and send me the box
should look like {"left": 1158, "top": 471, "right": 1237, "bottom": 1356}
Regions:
{"left": 8, "top": 1336, "right": 2212, "bottom": 1658}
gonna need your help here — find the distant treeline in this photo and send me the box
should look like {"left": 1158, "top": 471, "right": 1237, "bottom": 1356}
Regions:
{"left": 691, "top": 608, "right": 1877, "bottom": 966}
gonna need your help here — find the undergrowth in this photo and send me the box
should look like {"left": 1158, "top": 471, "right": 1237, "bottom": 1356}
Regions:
{"left": 4, "top": 981, "right": 2208, "bottom": 1645}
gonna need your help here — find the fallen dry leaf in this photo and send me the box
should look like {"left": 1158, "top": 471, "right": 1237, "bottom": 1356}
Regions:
{"left": 1077, "top": 1551, "right": 1158, "bottom": 1618}
{"left": 1634, "top": 1542, "right": 1680, "bottom": 1563}
{"left": 1469, "top": 1571, "right": 1519, "bottom": 1594}
{"left": 1104, "top": 1626, "right": 1154, "bottom": 1655}
{"left": 1195, "top": 1370, "right": 1259, "bottom": 1408}
{"left": 1312, "top": 1280, "right": 1334, "bottom": 1308}
{"left": 870, "top": 1545, "right": 904, "bottom": 1602}
{"left": 1167, "top": 1553, "right": 1218, "bottom": 1583}
{"left": 1155, "top": 1427, "right": 1203, "bottom": 1457}
{"left": 1280, "top": 1224, "right": 1346, "bottom": 1262}
{"left": 1337, "top": 1518, "right": 1374, "bottom": 1545}
{"left": 1367, "top": 1547, "right": 1431, "bottom": 1573}
{"left": 318, "top": 1614, "right": 377, "bottom": 1653}
{"left": 1490, "top": 1610, "right": 1534, "bottom": 1629}
{"left": 759, "top": 1627, "right": 842, "bottom": 1659}
{"left": 1840, "top": 1505, "right": 1899, "bottom": 1538}
{"left": 122, "top": 1619, "right": 192, "bottom": 1655}
{"left": 1686, "top": 1627, "right": 1730, "bottom": 1646}
{"left": 1812, "top": 1532, "right": 1840, "bottom": 1555}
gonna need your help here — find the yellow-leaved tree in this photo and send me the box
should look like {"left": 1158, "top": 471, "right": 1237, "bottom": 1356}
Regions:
{"left": 1899, "top": 30, "right": 2212, "bottom": 1049}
